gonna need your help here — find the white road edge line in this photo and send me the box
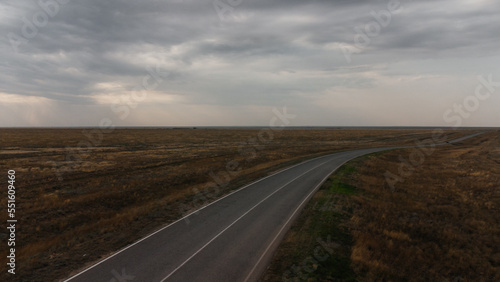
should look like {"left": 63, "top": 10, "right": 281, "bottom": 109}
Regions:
{"left": 243, "top": 131, "right": 486, "bottom": 281}
{"left": 63, "top": 131, "right": 484, "bottom": 281}
{"left": 63, "top": 152, "right": 336, "bottom": 281}
{"left": 159, "top": 159, "right": 333, "bottom": 281}
{"left": 243, "top": 156, "right": 360, "bottom": 282}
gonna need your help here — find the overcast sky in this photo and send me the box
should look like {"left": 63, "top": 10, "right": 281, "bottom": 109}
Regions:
{"left": 1, "top": 0, "right": 499, "bottom": 127}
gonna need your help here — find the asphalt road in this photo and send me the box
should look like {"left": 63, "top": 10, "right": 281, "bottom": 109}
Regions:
{"left": 64, "top": 132, "right": 483, "bottom": 282}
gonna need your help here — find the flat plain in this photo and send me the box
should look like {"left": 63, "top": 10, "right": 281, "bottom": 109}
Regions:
{"left": 263, "top": 131, "right": 499, "bottom": 281}
{"left": 0, "top": 128, "right": 485, "bottom": 281}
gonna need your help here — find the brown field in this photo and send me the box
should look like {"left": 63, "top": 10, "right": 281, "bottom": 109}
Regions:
{"left": 263, "top": 130, "right": 500, "bottom": 281}
{"left": 0, "top": 128, "right": 484, "bottom": 281}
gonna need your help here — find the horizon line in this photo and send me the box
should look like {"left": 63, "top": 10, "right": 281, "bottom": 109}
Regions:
{"left": 1, "top": 126, "right": 499, "bottom": 129}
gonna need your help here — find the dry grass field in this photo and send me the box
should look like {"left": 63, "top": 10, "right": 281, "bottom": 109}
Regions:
{"left": 0, "top": 128, "right": 482, "bottom": 281}
{"left": 263, "top": 130, "right": 499, "bottom": 281}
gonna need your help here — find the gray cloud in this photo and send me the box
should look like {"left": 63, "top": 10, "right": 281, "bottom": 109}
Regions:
{"left": 1, "top": 0, "right": 499, "bottom": 126}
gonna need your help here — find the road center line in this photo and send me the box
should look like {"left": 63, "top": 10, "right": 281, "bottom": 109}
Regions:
{"left": 63, "top": 152, "right": 336, "bottom": 282}
{"left": 243, "top": 158, "right": 356, "bottom": 282}
{"left": 160, "top": 158, "right": 335, "bottom": 281}
{"left": 243, "top": 132, "right": 486, "bottom": 281}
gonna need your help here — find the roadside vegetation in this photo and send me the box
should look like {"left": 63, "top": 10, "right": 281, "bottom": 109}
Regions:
{"left": 0, "top": 128, "right": 482, "bottom": 281}
{"left": 263, "top": 131, "right": 500, "bottom": 281}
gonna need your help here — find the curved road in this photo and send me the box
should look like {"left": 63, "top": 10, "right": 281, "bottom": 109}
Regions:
{"left": 64, "top": 132, "right": 483, "bottom": 282}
